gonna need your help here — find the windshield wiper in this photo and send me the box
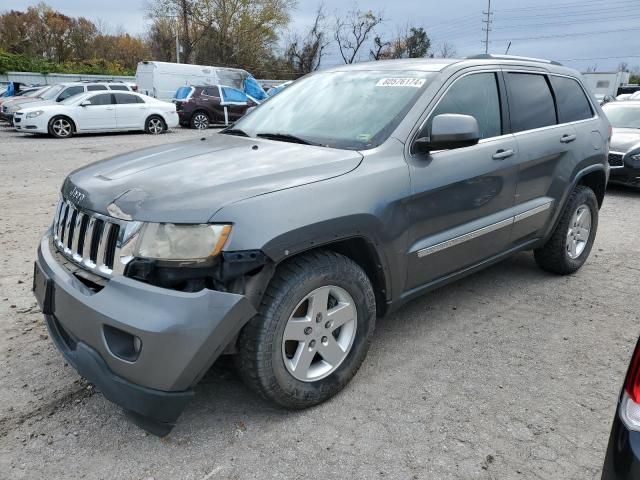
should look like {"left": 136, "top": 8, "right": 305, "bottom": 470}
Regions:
{"left": 221, "top": 128, "right": 250, "bottom": 137}
{"left": 256, "top": 132, "right": 319, "bottom": 146}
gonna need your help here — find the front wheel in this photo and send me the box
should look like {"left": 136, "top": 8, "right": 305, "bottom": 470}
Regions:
{"left": 236, "top": 250, "right": 376, "bottom": 409}
{"left": 534, "top": 185, "right": 599, "bottom": 275}
{"left": 190, "top": 112, "right": 210, "bottom": 130}
{"left": 48, "top": 116, "right": 74, "bottom": 138}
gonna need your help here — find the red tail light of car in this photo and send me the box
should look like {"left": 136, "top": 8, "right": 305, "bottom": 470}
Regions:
{"left": 620, "top": 340, "right": 640, "bottom": 432}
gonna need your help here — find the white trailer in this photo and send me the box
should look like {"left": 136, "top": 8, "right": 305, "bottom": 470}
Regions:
{"left": 135, "top": 61, "right": 250, "bottom": 101}
{"left": 582, "top": 71, "right": 631, "bottom": 97}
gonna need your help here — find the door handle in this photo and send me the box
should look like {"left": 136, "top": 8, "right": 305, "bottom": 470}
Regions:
{"left": 492, "top": 149, "right": 514, "bottom": 160}
{"left": 560, "top": 134, "right": 576, "bottom": 143}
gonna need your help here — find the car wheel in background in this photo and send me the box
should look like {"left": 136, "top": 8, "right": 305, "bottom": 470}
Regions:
{"left": 236, "top": 250, "right": 376, "bottom": 409}
{"left": 48, "top": 116, "right": 74, "bottom": 139}
{"left": 145, "top": 116, "right": 166, "bottom": 135}
{"left": 190, "top": 112, "right": 210, "bottom": 130}
{"left": 534, "top": 185, "right": 599, "bottom": 275}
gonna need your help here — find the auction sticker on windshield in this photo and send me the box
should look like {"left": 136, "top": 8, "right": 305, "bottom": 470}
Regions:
{"left": 376, "top": 78, "right": 426, "bottom": 88}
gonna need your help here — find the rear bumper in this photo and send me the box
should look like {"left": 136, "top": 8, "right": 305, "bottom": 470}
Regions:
{"left": 602, "top": 410, "right": 640, "bottom": 479}
{"left": 34, "top": 232, "right": 256, "bottom": 434}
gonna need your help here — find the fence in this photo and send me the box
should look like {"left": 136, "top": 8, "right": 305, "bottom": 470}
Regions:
{"left": 0, "top": 72, "right": 285, "bottom": 89}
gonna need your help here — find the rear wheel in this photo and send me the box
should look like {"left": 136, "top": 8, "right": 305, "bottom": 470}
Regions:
{"left": 48, "top": 116, "right": 74, "bottom": 138}
{"left": 534, "top": 185, "right": 599, "bottom": 274}
{"left": 145, "top": 116, "right": 166, "bottom": 135}
{"left": 190, "top": 112, "right": 210, "bottom": 130}
{"left": 236, "top": 250, "right": 376, "bottom": 408}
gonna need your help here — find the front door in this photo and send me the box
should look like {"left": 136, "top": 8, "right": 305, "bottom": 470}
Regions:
{"left": 404, "top": 71, "right": 519, "bottom": 291}
{"left": 74, "top": 93, "right": 116, "bottom": 130}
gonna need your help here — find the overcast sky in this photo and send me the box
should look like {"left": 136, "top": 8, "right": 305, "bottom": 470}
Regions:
{"left": 3, "top": 0, "right": 639, "bottom": 72}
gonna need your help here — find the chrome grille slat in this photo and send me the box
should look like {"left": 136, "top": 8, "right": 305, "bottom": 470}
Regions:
{"left": 51, "top": 199, "right": 122, "bottom": 279}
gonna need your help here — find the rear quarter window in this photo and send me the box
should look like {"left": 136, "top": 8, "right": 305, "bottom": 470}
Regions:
{"left": 550, "top": 76, "right": 594, "bottom": 123}
{"left": 506, "top": 73, "right": 557, "bottom": 133}
{"left": 108, "top": 85, "right": 130, "bottom": 91}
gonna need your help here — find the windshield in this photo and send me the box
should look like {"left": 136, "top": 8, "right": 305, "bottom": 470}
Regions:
{"left": 232, "top": 70, "right": 435, "bottom": 150}
{"left": 25, "top": 87, "right": 48, "bottom": 97}
{"left": 40, "top": 85, "right": 65, "bottom": 100}
{"left": 604, "top": 104, "right": 640, "bottom": 129}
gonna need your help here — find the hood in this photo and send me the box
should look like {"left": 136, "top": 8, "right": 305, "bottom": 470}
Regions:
{"left": 63, "top": 134, "right": 363, "bottom": 223}
{"left": 6, "top": 97, "right": 51, "bottom": 112}
{"left": 611, "top": 128, "right": 640, "bottom": 153}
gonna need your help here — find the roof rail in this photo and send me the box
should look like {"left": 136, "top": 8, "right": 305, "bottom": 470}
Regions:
{"left": 79, "top": 79, "right": 125, "bottom": 83}
{"left": 466, "top": 54, "right": 563, "bottom": 66}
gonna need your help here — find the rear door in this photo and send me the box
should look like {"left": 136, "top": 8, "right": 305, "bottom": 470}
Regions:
{"left": 114, "top": 93, "right": 146, "bottom": 129}
{"left": 74, "top": 93, "right": 116, "bottom": 130}
{"left": 405, "top": 70, "right": 519, "bottom": 290}
{"left": 504, "top": 71, "right": 583, "bottom": 243}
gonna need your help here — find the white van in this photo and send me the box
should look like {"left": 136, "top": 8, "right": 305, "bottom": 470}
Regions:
{"left": 135, "top": 61, "right": 250, "bottom": 101}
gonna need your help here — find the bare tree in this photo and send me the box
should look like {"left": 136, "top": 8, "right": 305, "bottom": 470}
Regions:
{"left": 618, "top": 61, "right": 629, "bottom": 72}
{"left": 286, "top": 3, "right": 330, "bottom": 74}
{"left": 334, "top": 7, "right": 384, "bottom": 64}
{"left": 435, "top": 41, "right": 457, "bottom": 58}
{"left": 369, "top": 35, "right": 390, "bottom": 60}
{"left": 370, "top": 24, "right": 430, "bottom": 61}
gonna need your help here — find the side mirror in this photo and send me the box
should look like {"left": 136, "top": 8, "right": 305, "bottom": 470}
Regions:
{"left": 414, "top": 113, "right": 481, "bottom": 153}
{"left": 80, "top": 100, "right": 91, "bottom": 107}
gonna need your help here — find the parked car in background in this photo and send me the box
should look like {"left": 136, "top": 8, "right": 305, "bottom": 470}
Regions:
{"left": 2, "top": 81, "right": 132, "bottom": 124}
{"left": 596, "top": 93, "right": 616, "bottom": 105}
{"left": 603, "top": 101, "right": 640, "bottom": 187}
{"left": 33, "top": 55, "right": 609, "bottom": 435}
{"left": 617, "top": 93, "right": 633, "bottom": 101}
{"left": 0, "top": 85, "right": 48, "bottom": 108}
{"left": 14, "top": 91, "right": 178, "bottom": 138}
{"left": 266, "top": 80, "right": 293, "bottom": 97}
{"left": 601, "top": 338, "right": 640, "bottom": 479}
{"left": 174, "top": 85, "right": 258, "bottom": 129}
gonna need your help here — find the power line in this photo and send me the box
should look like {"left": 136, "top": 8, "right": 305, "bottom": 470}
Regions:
{"left": 558, "top": 54, "right": 640, "bottom": 62}
{"left": 493, "top": 26, "right": 640, "bottom": 42}
{"left": 495, "top": 0, "right": 638, "bottom": 13}
{"left": 493, "top": 5, "right": 640, "bottom": 21}
{"left": 492, "top": 13, "right": 640, "bottom": 30}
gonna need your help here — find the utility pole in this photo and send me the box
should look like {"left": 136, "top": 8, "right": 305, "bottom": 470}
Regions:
{"left": 482, "top": 0, "right": 493, "bottom": 54}
{"left": 175, "top": 27, "right": 180, "bottom": 63}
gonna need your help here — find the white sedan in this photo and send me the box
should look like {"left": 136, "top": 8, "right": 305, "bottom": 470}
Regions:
{"left": 13, "top": 91, "right": 179, "bottom": 138}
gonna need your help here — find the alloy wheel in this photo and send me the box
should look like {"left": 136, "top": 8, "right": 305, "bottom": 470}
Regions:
{"left": 281, "top": 285, "right": 357, "bottom": 382}
{"left": 193, "top": 114, "right": 209, "bottom": 129}
{"left": 566, "top": 203, "right": 592, "bottom": 259}
{"left": 148, "top": 118, "right": 164, "bottom": 134}
{"left": 52, "top": 118, "right": 72, "bottom": 137}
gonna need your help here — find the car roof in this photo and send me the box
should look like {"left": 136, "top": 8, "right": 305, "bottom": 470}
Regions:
{"left": 322, "top": 55, "right": 581, "bottom": 77}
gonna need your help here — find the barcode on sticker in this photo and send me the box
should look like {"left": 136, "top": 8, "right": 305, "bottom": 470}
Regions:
{"left": 376, "top": 78, "right": 425, "bottom": 88}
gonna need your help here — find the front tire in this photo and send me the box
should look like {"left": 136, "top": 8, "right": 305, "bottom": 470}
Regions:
{"left": 145, "top": 116, "right": 166, "bottom": 135}
{"left": 48, "top": 116, "right": 74, "bottom": 138}
{"left": 236, "top": 250, "right": 376, "bottom": 409}
{"left": 534, "top": 185, "right": 599, "bottom": 275}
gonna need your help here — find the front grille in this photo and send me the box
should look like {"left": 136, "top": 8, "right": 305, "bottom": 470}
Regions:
{"left": 608, "top": 152, "right": 624, "bottom": 168}
{"left": 52, "top": 199, "right": 122, "bottom": 277}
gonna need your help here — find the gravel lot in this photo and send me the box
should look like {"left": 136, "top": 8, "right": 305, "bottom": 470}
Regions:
{"left": 0, "top": 123, "right": 639, "bottom": 480}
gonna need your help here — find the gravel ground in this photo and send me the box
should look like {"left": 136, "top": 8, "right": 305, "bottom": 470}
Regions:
{"left": 0, "top": 124, "right": 639, "bottom": 480}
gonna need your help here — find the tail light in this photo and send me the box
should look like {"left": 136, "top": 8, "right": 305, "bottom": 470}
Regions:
{"left": 131, "top": 84, "right": 138, "bottom": 92}
{"left": 620, "top": 340, "right": 640, "bottom": 431}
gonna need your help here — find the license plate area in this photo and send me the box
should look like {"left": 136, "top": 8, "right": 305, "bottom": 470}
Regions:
{"left": 33, "top": 262, "right": 54, "bottom": 315}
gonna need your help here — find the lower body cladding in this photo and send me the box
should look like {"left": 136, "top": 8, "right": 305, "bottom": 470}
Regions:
{"left": 602, "top": 410, "right": 640, "bottom": 479}
{"left": 34, "top": 233, "right": 256, "bottom": 436}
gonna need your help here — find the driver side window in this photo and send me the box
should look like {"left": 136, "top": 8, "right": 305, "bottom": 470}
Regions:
{"left": 429, "top": 73, "right": 502, "bottom": 140}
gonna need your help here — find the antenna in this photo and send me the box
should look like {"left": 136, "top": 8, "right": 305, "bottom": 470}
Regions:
{"left": 481, "top": 0, "right": 493, "bottom": 54}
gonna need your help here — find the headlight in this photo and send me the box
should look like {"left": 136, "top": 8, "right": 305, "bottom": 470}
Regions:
{"left": 630, "top": 154, "right": 640, "bottom": 163}
{"left": 26, "top": 110, "right": 44, "bottom": 118}
{"left": 134, "top": 223, "right": 232, "bottom": 260}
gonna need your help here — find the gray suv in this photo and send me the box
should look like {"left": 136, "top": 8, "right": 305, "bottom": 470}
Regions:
{"left": 33, "top": 55, "right": 610, "bottom": 435}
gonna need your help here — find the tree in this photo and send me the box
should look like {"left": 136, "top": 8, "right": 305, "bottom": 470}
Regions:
{"left": 286, "top": 3, "right": 330, "bottom": 74}
{"left": 435, "top": 41, "right": 457, "bottom": 58}
{"left": 334, "top": 7, "right": 384, "bottom": 64}
{"left": 370, "top": 25, "right": 430, "bottom": 61}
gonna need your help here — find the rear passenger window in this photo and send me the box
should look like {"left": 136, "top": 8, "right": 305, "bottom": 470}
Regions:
{"left": 506, "top": 73, "right": 557, "bottom": 132}
{"left": 430, "top": 72, "right": 502, "bottom": 139}
{"left": 114, "top": 93, "right": 137, "bottom": 104}
{"left": 108, "top": 85, "right": 129, "bottom": 91}
{"left": 87, "top": 85, "right": 108, "bottom": 91}
{"left": 550, "top": 76, "right": 593, "bottom": 123}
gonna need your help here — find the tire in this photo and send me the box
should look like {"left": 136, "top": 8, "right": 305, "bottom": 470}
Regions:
{"left": 145, "top": 116, "right": 166, "bottom": 135}
{"left": 190, "top": 111, "right": 210, "bottom": 130}
{"left": 534, "top": 185, "right": 599, "bottom": 275}
{"left": 48, "top": 116, "right": 74, "bottom": 138}
{"left": 236, "top": 250, "right": 376, "bottom": 409}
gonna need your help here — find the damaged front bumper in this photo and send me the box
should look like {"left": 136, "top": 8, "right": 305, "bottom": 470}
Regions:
{"left": 34, "top": 232, "right": 256, "bottom": 435}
